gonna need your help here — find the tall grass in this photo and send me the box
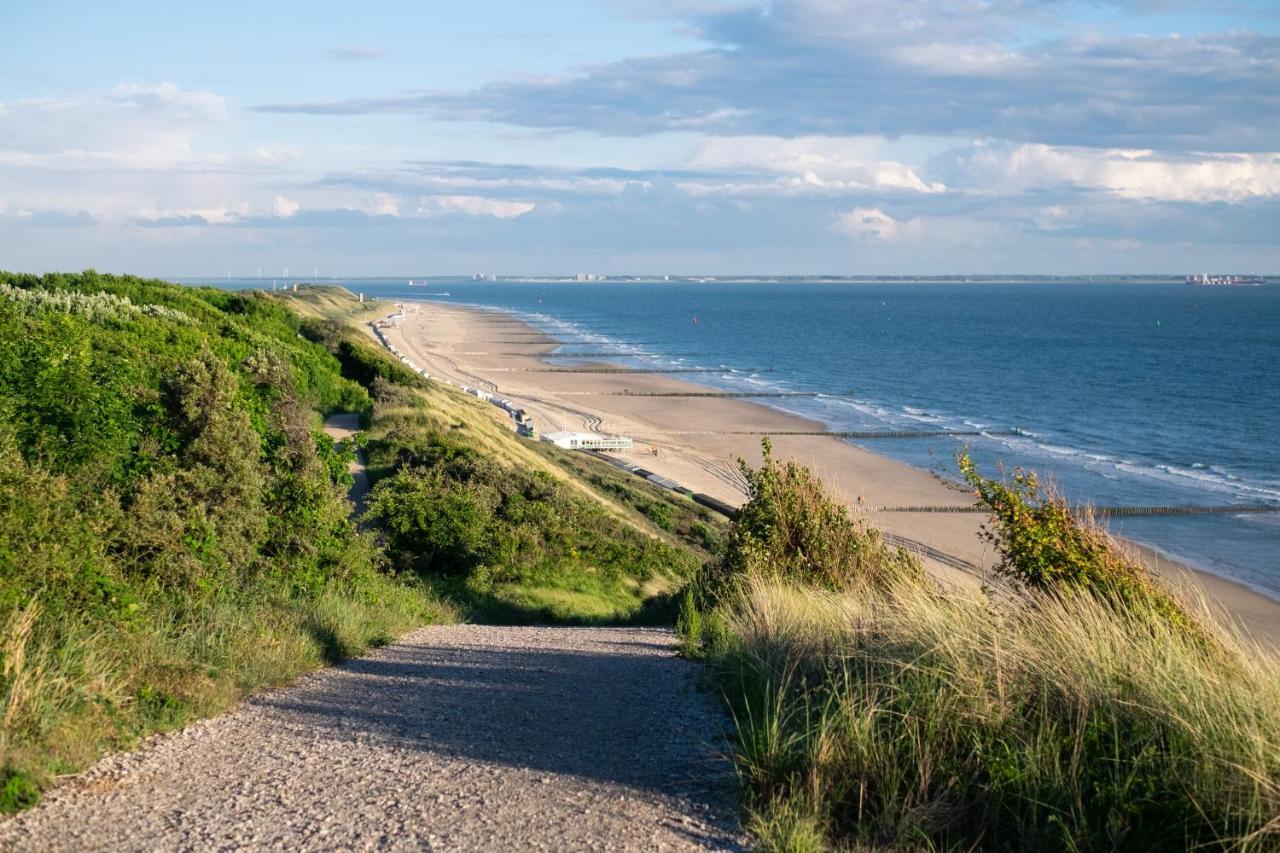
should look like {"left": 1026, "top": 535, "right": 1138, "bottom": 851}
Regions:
{"left": 712, "top": 578, "right": 1279, "bottom": 850}
{"left": 685, "top": 451, "right": 1280, "bottom": 851}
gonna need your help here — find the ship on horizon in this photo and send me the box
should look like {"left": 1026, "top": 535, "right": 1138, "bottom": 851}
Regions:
{"left": 1185, "top": 273, "right": 1266, "bottom": 287}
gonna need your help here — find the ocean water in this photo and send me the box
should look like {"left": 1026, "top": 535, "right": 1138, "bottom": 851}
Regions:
{"left": 207, "top": 278, "right": 1280, "bottom": 597}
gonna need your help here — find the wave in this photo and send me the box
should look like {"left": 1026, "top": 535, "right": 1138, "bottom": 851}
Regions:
{"left": 478, "top": 300, "right": 1280, "bottom": 509}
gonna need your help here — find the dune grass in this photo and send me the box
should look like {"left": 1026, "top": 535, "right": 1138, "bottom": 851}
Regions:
{"left": 712, "top": 578, "right": 1280, "bottom": 851}
{"left": 683, "top": 445, "right": 1280, "bottom": 851}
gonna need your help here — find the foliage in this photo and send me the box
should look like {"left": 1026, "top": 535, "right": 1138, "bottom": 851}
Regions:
{"left": 958, "top": 451, "right": 1195, "bottom": 628}
{"left": 299, "top": 318, "right": 427, "bottom": 393}
{"left": 529, "top": 441, "right": 728, "bottom": 558}
{"left": 0, "top": 271, "right": 449, "bottom": 812}
{"left": 708, "top": 578, "right": 1280, "bottom": 852}
{"left": 366, "top": 423, "right": 700, "bottom": 623}
{"left": 697, "top": 439, "right": 920, "bottom": 604}
{"left": 686, "top": 451, "right": 1278, "bottom": 850}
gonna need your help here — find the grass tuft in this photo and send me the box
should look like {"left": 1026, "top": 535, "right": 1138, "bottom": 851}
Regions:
{"left": 688, "top": 449, "right": 1280, "bottom": 851}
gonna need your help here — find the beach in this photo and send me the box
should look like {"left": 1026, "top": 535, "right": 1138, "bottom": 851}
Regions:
{"left": 380, "top": 300, "right": 1280, "bottom": 644}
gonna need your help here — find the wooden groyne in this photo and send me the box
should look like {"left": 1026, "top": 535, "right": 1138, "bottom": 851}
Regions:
{"left": 658, "top": 428, "right": 1025, "bottom": 439}
{"left": 500, "top": 352, "right": 711, "bottom": 358}
{"left": 877, "top": 504, "right": 1280, "bottom": 517}
{"left": 881, "top": 533, "right": 982, "bottom": 573}
{"left": 487, "top": 367, "right": 770, "bottom": 375}
{"left": 556, "top": 391, "right": 850, "bottom": 398}
{"left": 582, "top": 451, "right": 984, "bottom": 573}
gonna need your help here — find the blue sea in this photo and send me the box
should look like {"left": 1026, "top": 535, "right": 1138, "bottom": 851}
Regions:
{"left": 206, "top": 278, "right": 1280, "bottom": 598}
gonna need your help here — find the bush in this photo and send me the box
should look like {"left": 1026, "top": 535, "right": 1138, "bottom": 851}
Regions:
{"left": 0, "top": 271, "right": 448, "bottom": 812}
{"left": 698, "top": 439, "right": 920, "bottom": 602}
{"left": 366, "top": 423, "right": 700, "bottom": 622}
{"left": 958, "top": 451, "right": 1195, "bottom": 630}
{"left": 693, "top": 451, "right": 1278, "bottom": 850}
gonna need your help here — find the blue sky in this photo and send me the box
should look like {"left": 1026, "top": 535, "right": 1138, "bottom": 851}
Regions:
{"left": 1, "top": 0, "right": 1277, "bottom": 275}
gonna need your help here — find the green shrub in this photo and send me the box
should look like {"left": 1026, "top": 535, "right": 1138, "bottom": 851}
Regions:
{"left": 699, "top": 439, "right": 920, "bottom": 602}
{"left": 696, "top": 452, "right": 1278, "bottom": 850}
{"left": 958, "top": 451, "right": 1195, "bottom": 629}
{"left": 366, "top": 424, "right": 700, "bottom": 621}
{"left": 0, "top": 271, "right": 448, "bottom": 812}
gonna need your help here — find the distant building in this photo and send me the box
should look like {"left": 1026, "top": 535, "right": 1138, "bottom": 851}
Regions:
{"left": 574, "top": 273, "right": 606, "bottom": 282}
{"left": 540, "top": 431, "right": 633, "bottom": 451}
{"left": 1185, "top": 273, "right": 1265, "bottom": 287}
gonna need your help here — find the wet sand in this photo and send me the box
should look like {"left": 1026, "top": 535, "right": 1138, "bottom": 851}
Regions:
{"left": 379, "top": 301, "right": 1280, "bottom": 645}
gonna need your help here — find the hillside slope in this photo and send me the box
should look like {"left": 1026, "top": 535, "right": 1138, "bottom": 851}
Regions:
{"left": 0, "top": 274, "right": 721, "bottom": 813}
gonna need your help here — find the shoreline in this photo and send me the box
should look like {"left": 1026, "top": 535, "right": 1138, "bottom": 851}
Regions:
{"left": 379, "top": 298, "right": 1280, "bottom": 644}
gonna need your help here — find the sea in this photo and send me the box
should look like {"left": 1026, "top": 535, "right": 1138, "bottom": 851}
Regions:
{"left": 202, "top": 278, "right": 1280, "bottom": 599}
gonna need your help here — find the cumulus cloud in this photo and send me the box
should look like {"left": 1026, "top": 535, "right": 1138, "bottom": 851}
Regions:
{"left": 681, "top": 135, "right": 945, "bottom": 196}
{"left": 0, "top": 82, "right": 231, "bottom": 170}
{"left": 964, "top": 144, "right": 1280, "bottom": 204}
{"left": 272, "top": 195, "right": 301, "bottom": 217}
{"left": 362, "top": 193, "right": 402, "bottom": 216}
{"left": 417, "top": 194, "right": 537, "bottom": 218}
{"left": 832, "top": 207, "right": 921, "bottom": 240}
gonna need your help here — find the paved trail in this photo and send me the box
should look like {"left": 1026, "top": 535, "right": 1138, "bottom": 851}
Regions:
{"left": 0, "top": 626, "right": 741, "bottom": 851}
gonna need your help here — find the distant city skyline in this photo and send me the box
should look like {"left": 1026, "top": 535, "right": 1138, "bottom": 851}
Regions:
{"left": 2, "top": 1, "right": 1278, "bottom": 276}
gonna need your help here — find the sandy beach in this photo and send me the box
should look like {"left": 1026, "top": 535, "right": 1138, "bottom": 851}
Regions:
{"left": 380, "top": 300, "right": 1280, "bottom": 644}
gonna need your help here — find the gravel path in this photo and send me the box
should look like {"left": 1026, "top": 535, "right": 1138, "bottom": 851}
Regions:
{"left": 0, "top": 626, "right": 742, "bottom": 851}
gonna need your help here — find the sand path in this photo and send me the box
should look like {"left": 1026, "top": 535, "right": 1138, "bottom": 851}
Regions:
{"left": 0, "top": 626, "right": 742, "bottom": 851}
{"left": 324, "top": 412, "right": 371, "bottom": 516}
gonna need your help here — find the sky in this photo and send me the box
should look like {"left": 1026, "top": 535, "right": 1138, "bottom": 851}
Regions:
{"left": 1, "top": 0, "right": 1278, "bottom": 276}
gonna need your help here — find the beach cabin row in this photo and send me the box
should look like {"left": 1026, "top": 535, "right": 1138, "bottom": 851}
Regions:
{"left": 539, "top": 431, "right": 633, "bottom": 452}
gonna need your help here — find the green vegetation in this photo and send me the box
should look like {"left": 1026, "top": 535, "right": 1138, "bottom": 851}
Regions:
{"left": 302, "top": 321, "right": 717, "bottom": 624}
{"left": 683, "top": 449, "right": 1280, "bottom": 851}
{"left": 958, "top": 451, "right": 1196, "bottom": 630}
{"left": 0, "top": 272, "right": 457, "bottom": 812}
{"left": 0, "top": 273, "right": 722, "bottom": 813}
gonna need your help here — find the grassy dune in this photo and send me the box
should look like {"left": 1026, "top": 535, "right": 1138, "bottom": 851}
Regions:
{"left": 683, "top": 445, "right": 1280, "bottom": 851}
{"left": 0, "top": 276, "right": 716, "bottom": 813}
{"left": 0, "top": 273, "right": 459, "bottom": 812}
{"left": 297, "top": 310, "right": 722, "bottom": 624}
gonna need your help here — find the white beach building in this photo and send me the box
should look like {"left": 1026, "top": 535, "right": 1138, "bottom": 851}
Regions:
{"left": 540, "top": 431, "right": 633, "bottom": 451}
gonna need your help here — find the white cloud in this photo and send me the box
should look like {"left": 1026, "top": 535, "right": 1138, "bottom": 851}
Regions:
{"left": 417, "top": 195, "right": 536, "bottom": 219}
{"left": 272, "top": 195, "right": 300, "bottom": 217}
{"left": 0, "top": 82, "right": 231, "bottom": 170}
{"left": 832, "top": 207, "right": 921, "bottom": 240}
{"left": 135, "top": 203, "right": 250, "bottom": 225}
{"left": 362, "top": 193, "right": 401, "bottom": 216}
{"left": 960, "top": 143, "right": 1280, "bottom": 203}
{"left": 328, "top": 167, "right": 640, "bottom": 197}
{"left": 0, "top": 83, "right": 313, "bottom": 227}
{"left": 685, "top": 135, "right": 945, "bottom": 196}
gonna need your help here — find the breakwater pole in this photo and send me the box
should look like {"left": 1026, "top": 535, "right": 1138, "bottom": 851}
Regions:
{"left": 482, "top": 367, "right": 773, "bottom": 375}
{"left": 498, "top": 352, "right": 711, "bottom": 358}
{"left": 877, "top": 504, "right": 1280, "bottom": 517}
{"left": 658, "top": 428, "right": 1025, "bottom": 439}
{"left": 556, "top": 391, "right": 851, "bottom": 398}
